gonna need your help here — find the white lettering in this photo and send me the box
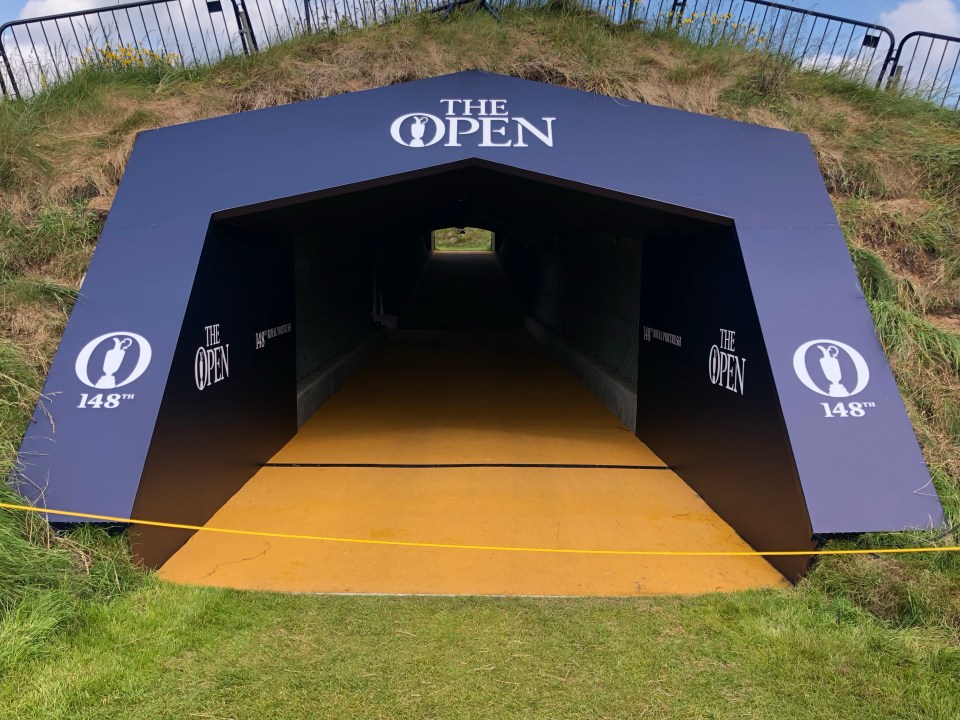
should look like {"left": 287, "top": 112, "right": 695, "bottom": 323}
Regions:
{"left": 254, "top": 322, "right": 292, "bottom": 350}
{"left": 642, "top": 325, "right": 682, "bottom": 347}
{"left": 708, "top": 329, "right": 746, "bottom": 395}
{"left": 391, "top": 101, "right": 555, "bottom": 149}
{"left": 480, "top": 117, "right": 512, "bottom": 147}
{"left": 195, "top": 323, "right": 230, "bottom": 390}
{"left": 719, "top": 328, "right": 735, "bottom": 352}
{"left": 445, "top": 117, "right": 481, "bottom": 146}
{"left": 513, "top": 117, "right": 555, "bottom": 148}
{"left": 460, "top": 99, "right": 486, "bottom": 116}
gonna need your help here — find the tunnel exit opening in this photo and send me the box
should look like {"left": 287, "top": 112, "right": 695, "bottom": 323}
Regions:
{"left": 431, "top": 227, "right": 494, "bottom": 252}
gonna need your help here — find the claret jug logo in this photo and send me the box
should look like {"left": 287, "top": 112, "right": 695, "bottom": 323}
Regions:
{"left": 75, "top": 332, "right": 152, "bottom": 389}
{"left": 390, "top": 99, "right": 555, "bottom": 149}
{"left": 793, "top": 339, "right": 869, "bottom": 397}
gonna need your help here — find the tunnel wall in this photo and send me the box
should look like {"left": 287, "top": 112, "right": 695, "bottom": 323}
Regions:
{"left": 296, "top": 233, "right": 377, "bottom": 382}
{"left": 636, "top": 227, "right": 813, "bottom": 579}
{"left": 295, "top": 230, "right": 430, "bottom": 424}
{"left": 500, "top": 225, "right": 815, "bottom": 578}
{"left": 131, "top": 223, "right": 296, "bottom": 566}
{"left": 133, "top": 224, "right": 432, "bottom": 563}
{"left": 295, "top": 230, "right": 429, "bottom": 380}
{"left": 498, "top": 230, "right": 642, "bottom": 389}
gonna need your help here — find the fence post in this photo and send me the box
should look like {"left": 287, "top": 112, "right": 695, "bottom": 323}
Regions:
{"left": 0, "top": 36, "right": 20, "bottom": 99}
{"left": 872, "top": 28, "right": 897, "bottom": 90}
{"left": 670, "top": 0, "right": 687, "bottom": 27}
{"left": 230, "top": 0, "right": 259, "bottom": 53}
{"left": 886, "top": 63, "right": 903, "bottom": 90}
{"left": 883, "top": 36, "right": 906, "bottom": 91}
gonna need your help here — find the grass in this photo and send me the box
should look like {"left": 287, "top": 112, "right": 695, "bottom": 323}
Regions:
{"left": 433, "top": 227, "right": 493, "bottom": 251}
{"left": 1, "top": 4, "right": 960, "bottom": 717}
{"left": 0, "top": 205, "right": 99, "bottom": 279}
{"left": 0, "top": 484, "right": 140, "bottom": 679}
{"left": 1, "top": 582, "right": 959, "bottom": 719}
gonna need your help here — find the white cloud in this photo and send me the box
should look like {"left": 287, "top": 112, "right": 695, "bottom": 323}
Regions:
{"left": 877, "top": 0, "right": 960, "bottom": 104}
{"left": 879, "top": 0, "right": 960, "bottom": 38}
{"left": 18, "top": 0, "right": 112, "bottom": 20}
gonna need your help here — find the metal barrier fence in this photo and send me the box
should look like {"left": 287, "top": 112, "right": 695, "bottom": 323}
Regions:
{"left": 585, "top": 0, "right": 895, "bottom": 88}
{"left": 0, "top": 0, "right": 450, "bottom": 97}
{"left": 1, "top": 0, "right": 250, "bottom": 97}
{"left": 1, "top": 0, "right": 958, "bottom": 109}
{"left": 885, "top": 30, "right": 960, "bottom": 110}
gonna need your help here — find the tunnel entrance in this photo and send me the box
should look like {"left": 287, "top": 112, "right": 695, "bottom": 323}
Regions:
{"left": 19, "top": 72, "right": 941, "bottom": 596}
{"left": 152, "top": 164, "right": 788, "bottom": 595}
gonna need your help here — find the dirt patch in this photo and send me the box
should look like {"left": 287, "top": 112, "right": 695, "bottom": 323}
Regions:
{"left": 928, "top": 311, "right": 960, "bottom": 336}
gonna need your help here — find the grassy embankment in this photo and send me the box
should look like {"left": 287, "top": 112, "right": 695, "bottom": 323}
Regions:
{"left": 1, "top": 4, "right": 959, "bottom": 717}
{"left": 433, "top": 227, "right": 494, "bottom": 250}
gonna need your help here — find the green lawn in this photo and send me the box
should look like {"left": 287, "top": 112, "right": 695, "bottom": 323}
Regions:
{"left": 2, "top": 578, "right": 958, "bottom": 719}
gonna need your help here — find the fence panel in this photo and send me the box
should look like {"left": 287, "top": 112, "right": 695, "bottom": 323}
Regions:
{"left": 886, "top": 31, "right": 960, "bottom": 110}
{"left": 557, "top": 0, "right": 895, "bottom": 88}
{"left": 0, "top": 0, "right": 956, "bottom": 110}
{"left": 0, "top": 0, "right": 458, "bottom": 96}
{"left": 301, "top": 0, "right": 445, "bottom": 34}
{"left": 0, "top": 0, "right": 250, "bottom": 97}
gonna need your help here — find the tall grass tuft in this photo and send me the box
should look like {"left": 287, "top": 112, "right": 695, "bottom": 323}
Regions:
{"left": 809, "top": 552, "right": 960, "bottom": 633}
{"left": 0, "top": 483, "right": 142, "bottom": 675}
{"left": 0, "top": 202, "right": 139, "bottom": 676}
{"left": 850, "top": 247, "right": 897, "bottom": 302}
{"left": 915, "top": 142, "right": 960, "bottom": 202}
{"left": 0, "top": 341, "right": 37, "bottom": 477}
{"left": 0, "top": 205, "right": 100, "bottom": 282}
{"left": 870, "top": 299, "right": 960, "bottom": 375}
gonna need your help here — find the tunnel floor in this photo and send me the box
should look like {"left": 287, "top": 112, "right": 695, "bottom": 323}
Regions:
{"left": 159, "top": 327, "right": 787, "bottom": 596}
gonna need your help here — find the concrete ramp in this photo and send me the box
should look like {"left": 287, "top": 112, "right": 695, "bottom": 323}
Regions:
{"left": 159, "top": 330, "right": 787, "bottom": 596}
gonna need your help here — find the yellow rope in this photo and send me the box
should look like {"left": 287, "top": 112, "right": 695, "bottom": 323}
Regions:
{"left": 1, "top": 501, "right": 955, "bottom": 557}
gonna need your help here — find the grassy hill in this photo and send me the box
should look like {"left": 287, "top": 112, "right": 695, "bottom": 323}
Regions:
{"left": 433, "top": 227, "right": 494, "bottom": 250}
{"left": 1, "top": 3, "right": 959, "bottom": 717}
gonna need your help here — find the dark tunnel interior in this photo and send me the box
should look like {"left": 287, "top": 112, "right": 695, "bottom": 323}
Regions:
{"left": 214, "top": 162, "right": 732, "bottom": 400}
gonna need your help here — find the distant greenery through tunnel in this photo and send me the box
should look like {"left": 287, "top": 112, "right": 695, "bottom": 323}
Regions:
{"left": 432, "top": 227, "right": 493, "bottom": 251}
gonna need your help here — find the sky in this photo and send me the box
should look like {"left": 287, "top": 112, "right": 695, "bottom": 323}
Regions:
{"left": 1, "top": 0, "right": 959, "bottom": 43}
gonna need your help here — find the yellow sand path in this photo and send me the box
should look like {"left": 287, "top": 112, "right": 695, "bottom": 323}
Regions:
{"left": 160, "top": 330, "right": 786, "bottom": 595}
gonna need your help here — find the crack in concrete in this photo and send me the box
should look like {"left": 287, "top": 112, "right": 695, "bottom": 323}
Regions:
{"left": 195, "top": 543, "right": 273, "bottom": 580}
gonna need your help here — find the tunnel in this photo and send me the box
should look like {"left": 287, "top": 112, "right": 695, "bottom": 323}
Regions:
{"left": 141, "top": 162, "right": 786, "bottom": 594}
{"left": 15, "top": 72, "right": 943, "bottom": 597}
